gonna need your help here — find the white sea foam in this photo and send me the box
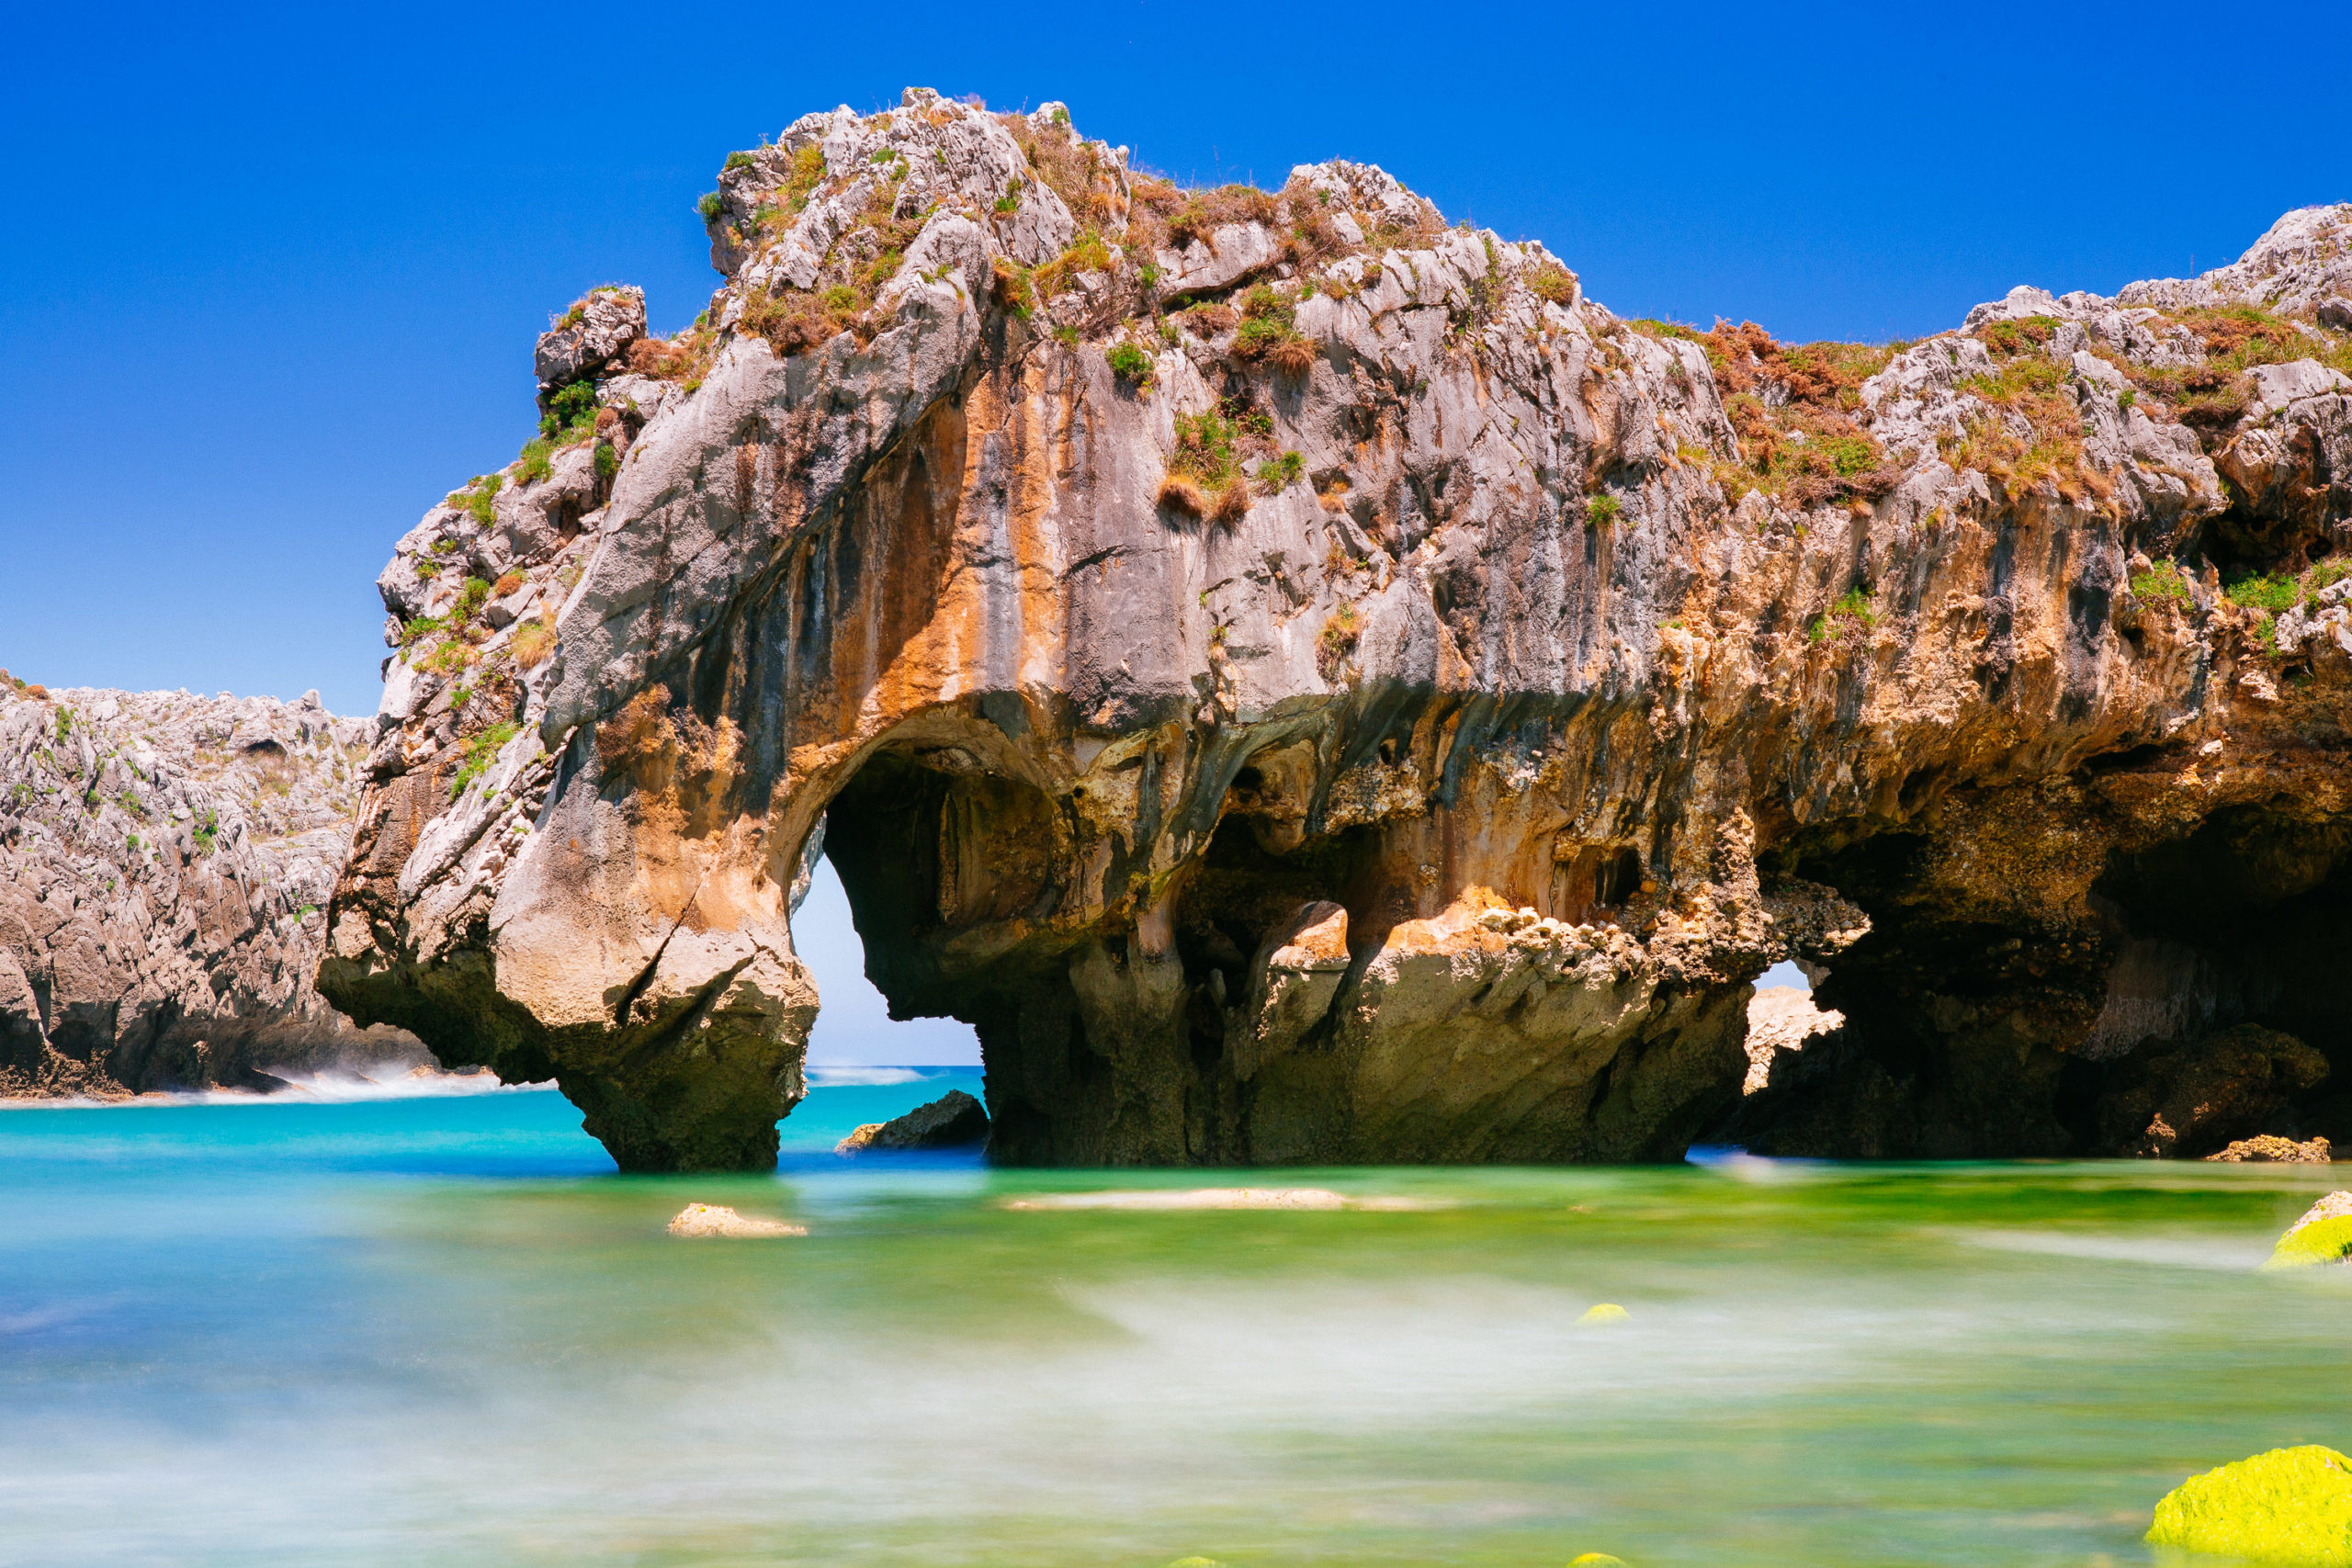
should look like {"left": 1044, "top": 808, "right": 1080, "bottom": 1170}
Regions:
{"left": 1944, "top": 1226, "right": 2274, "bottom": 1271}
{"left": 0, "top": 1066, "right": 555, "bottom": 1109}
{"left": 803, "top": 1065, "right": 945, "bottom": 1087}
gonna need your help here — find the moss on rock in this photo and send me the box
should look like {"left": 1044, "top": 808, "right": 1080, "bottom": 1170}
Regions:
{"left": 2146, "top": 1445, "right": 2352, "bottom": 1564}
{"left": 2265, "top": 1192, "right": 2352, "bottom": 1269}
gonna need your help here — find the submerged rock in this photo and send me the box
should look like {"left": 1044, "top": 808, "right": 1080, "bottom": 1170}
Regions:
{"left": 314, "top": 90, "right": 2352, "bottom": 1171}
{"left": 836, "top": 1088, "right": 989, "bottom": 1152}
{"left": 2145, "top": 1445, "right": 2352, "bottom": 1564}
{"left": 0, "top": 683, "right": 426, "bottom": 1097}
{"left": 666, "top": 1202, "right": 806, "bottom": 1238}
{"left": 2265, "top": 1191, "right": 2352, "bottom": 1269}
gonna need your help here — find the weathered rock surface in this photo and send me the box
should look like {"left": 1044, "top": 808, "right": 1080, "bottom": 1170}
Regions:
{"left": 1, "top": 680, "right": 425, "bottom": 1095}
{"left": 836, "top": 1087, "right": 989, "bottom": 1151}
{"left": 1741, "top": 985, "right": 1844, "bottom": 1095}
{"left": 317, "top": 87, "right": 2352, "bottom": 1170}
{"left": 2207, "top": 1133, "right": 2331, "bottom": 1162}
{"left": 666, "top": 1201, "right": 805, "bottom": 1237}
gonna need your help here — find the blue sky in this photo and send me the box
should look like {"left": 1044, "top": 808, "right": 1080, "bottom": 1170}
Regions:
{"left": 2, "top": 2, "right": 2344, "bottom": 1059}
{"left": 5, "top": 1, "right": 2346, "bottom": 712}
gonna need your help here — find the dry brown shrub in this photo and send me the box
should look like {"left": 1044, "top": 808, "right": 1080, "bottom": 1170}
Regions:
{"left": 1530, "top": 263, "right": 1578, "bottom": 305}
{"left": 1183, "top": 302, "right": 1238, "bottom": 336}
{"left": 623, "top": 332, "right": 716, "bottom": 385}
{"left": 510, "top": 620, "right": 557, "bottom": 669}
{"left": 1158, "top": 477, "right": 1206, "bottom": 516}
{"left": 1269, "top": 336, "right": 1317, "bottom": 378}
{"left": 1167, "top": 185, "right": 1280, "bottom": 247}
{"left": 1131, "top": 177, "right": 1183, "bottom": 213}
{"left": 492, "top": 572, "right": 525, "bottom": 598}
{"left": 1212, "top": 477, "right": 1251, "bottom": 524}
{"left": 990, "top": 255, "right": 1034, "bottom": 316}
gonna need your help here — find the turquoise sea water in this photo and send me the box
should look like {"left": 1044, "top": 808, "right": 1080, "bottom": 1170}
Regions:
{"left": 4, "top": 1077, "right": 2350, "bottom": 1567}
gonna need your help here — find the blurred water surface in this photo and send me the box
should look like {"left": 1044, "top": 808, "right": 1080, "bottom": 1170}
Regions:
{"left": 3, "top": 1075, "right": 2347, "bottom": 1566}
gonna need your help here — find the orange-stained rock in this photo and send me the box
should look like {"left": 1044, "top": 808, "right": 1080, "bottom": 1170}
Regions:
{"left": 317, "top": 93, "right": 2352, "bottom": 1170}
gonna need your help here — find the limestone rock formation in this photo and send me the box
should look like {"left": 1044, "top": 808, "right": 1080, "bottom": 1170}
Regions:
{"left": 2206, "top": 1133, "right": 2331, "bottom": 1162}
{"left": 666, "top": 1201, "right": 805, "bottom": 1237}
{"left": 1740, "top": 985, "right": 1844, "bottom": 1095}
{"left": 1, "top": 680, "right": 426, "bottom": 1095}
{"left": 316, "top": 86, "right": 2352, "bottom": 1170}
{"left": 836, "top": 1087, "right": 989, "bottom": 1151}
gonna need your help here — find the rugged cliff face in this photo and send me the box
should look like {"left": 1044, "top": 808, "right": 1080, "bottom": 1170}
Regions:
{"left": 1, "top": 680, "right": 426, "bottom": 1095}
{"left": 319, "top": 88, "right": 2352, "bottom": 1170}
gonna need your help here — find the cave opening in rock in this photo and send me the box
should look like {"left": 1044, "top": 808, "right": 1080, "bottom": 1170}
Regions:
{"left": 2086, "top": 804, "right": 2352, "bottom": 1145}
{"left": 814, "top": 741, "right": 1070, "bottom": 1156}
{"left": 792, "top": 852, "right": 979, "bottom": 1072}
{"left": 1728, "top": 796, "right": 2352, "bottom": 1161}
{"left": 810, "top": 731, "right": 1406, "bottom": 1166}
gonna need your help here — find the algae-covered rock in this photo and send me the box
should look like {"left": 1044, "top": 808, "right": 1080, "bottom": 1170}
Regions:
{"left": 2266, "top": 1192, "right": 2352, "bottom": 1269}
{"left": 1568, "top": 1555, "right": 1630, "bottom": 1566}
{"left": 2146, "top": 1445, "right": 2352, "bottom": 1563}
{"left": 1579, "top": 1303, "right": 1631, "bottom": 1324}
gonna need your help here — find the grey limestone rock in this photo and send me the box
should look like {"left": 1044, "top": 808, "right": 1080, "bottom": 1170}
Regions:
{"left": 0, "top": 681, "right": 426, "bottom": 1095}
{"left": 535, "top": 286, "right": 647, "bottom": 391}
{"left": 318, "top": 90, "right": 2352, "bottom": 1173}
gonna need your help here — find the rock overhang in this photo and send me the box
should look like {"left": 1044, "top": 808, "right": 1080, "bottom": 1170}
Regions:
{"left": 314, "top": 96, "right": 2352, "bottom": 1169}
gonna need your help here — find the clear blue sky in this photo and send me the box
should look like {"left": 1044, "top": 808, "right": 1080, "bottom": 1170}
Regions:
{"left": 4, "top": 1, "right": 2346, "bottom": 710}
{"left": 6, "top": 0, "right": 2339, "bottom": 1062}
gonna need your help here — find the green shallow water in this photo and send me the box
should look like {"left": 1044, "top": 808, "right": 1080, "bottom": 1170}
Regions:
{"left": 4, "top": 1077, "right": 2349, "bottom": 1567}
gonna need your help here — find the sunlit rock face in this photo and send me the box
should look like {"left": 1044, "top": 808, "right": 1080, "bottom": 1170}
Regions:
{"left": 0, "top": 684, "right": 427, "bottom": 1097}
{"left": 316, "top": 88, "right": 2352, "bottom": 1170}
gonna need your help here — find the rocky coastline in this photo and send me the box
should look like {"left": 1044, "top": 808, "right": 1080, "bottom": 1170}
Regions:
{"left": 292, "top": 89, "right": 2350, "bottom": 1171}
{"left": 0, "top": 679, "right": 425, "bottom": 1097}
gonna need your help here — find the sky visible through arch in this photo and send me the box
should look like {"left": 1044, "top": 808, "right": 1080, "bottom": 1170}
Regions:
{"left": 2, "top": 0, "right": 2338, "bottom": 1058}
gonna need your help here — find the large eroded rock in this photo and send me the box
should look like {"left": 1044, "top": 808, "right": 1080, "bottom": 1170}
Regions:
{"left": 316, "top": 93, "right": 2352, "bottom": 1169}
{"left": 1, "top": 681, "right": 426, "bottom": 1095}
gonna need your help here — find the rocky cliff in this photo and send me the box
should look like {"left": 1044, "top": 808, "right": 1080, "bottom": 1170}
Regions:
{"left": 1, "top": 679, "right": 426, "bottom": 1095}
{"left": 318, "top": 88, "right": 2352, "bottom": 1170}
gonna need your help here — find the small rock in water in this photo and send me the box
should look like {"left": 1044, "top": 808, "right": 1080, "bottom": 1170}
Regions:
{"left": 835, "top": 1089, "right": 989, "bottom": 1153}
{"left": 1569, "top": 1554, "right": 1632, "bottom": 1566}
{"left": 2263, "top": 1191, "right": 2352, "bottom": 1269}
{"left": 667, "top": 1203, "right": 806, "bottom": 1239}
{"left": 2145, "top": 1445, "right": 2352, "bottom": 1563}
{"left": 1579, "top": 1303, "right": 1631, "bottom": 1324}
{"left": 2207, "top": 1134, "right": 2332, "bottom": 1163}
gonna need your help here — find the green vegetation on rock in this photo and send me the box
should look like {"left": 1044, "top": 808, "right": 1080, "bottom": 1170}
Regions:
{"left": 2145, "top": 1445, "right": 2352, "bottom": 1564}
{"left": 2266, "top": 1194, "right": 2352, "bottom": 1269}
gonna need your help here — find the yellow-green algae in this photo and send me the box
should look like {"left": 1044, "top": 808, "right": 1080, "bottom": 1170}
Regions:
{"left": 2266, "top": 1215, "right": 2352, "bottom": 1269}
{"left": 1580, "top": 1303, "right": 1631, "bottom": 1323}
{"left": 1568, "top": 1555, "right": 1630, "bottom": 1566}
{"left": 2145, "top": 1445, "right": 2352, "bottom": 1564}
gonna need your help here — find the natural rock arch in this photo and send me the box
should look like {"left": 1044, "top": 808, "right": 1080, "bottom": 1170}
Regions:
{"left": 317, "top": 91, "right": 2352, "bottom": 1170}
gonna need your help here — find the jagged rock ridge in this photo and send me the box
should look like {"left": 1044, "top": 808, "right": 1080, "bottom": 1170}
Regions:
{"left": 2, "top": 680, "right": 426, "bottom": 1094}
{"left": 319, "top": 87, "right": 2352, "bottom": 1170}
